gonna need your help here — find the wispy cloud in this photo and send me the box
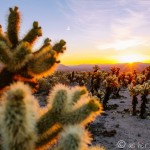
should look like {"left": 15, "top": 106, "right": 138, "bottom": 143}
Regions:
{"left": 97, "top": 38, "right": 146, "bottom": 50}
{"left": 55, "top": 0, "right": 150, "bottom": 63}
{"left": 56, "top": 0, "right": 116, "bottom": 36}
{"left": 57, "top": 0, "right": 150, "bottom": 42}
{"left": 111, "top": 9, "right": 149, "bottom": 39}
{"left": 96, "top": 4, "right": 150, "bottom": 50}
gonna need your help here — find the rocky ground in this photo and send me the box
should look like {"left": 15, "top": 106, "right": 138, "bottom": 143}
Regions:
{"left": 89, "top": 89, "right": 150, "bottom": 150}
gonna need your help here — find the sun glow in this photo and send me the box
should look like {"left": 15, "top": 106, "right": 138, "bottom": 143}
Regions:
{"left": 117, "top": 54, "right": 145, "bottom": 63}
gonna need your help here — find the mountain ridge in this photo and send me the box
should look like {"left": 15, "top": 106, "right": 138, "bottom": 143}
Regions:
{"left": 57, "top": 62, "right": 150, "bottom": 72}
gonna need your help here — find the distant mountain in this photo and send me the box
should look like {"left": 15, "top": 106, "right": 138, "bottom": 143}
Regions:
{"left": 56, "top": 64, "right": 71, "bottom": 71}
{"left": 56, "top": 62, "right": 150, "bottom": 72}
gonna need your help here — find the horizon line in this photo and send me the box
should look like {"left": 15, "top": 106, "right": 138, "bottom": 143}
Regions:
{"left": 60, "top": 62, "right": 150, "bottom": 66}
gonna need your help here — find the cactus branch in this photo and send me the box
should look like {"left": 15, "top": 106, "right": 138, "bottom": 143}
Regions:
{"left": 0, "top": 41, "right": 11, "bottom": 64}
{"left": 0, "top": 82, "right": 37, "bottom": 150}
{"left": 7, "top": 6, "right": 20, "bottom": 47}
{"left": 36, "top": 127, "right": 62, "bottom": 149}
{"left": 23, "top": 21, "right": 42, "bottom": 46}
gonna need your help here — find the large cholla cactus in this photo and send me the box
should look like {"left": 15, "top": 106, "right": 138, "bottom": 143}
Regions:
{"left": 138, "top": 81, "right": 150, "bottom": 118}
{"left": 0, "top": 6, "right": 66, "bottom": 90}
{"left": 128, "top": 81, "right": 150, "bottom": 118}
{"left": 103, "top": 75, "right": 119, "bottom": 109}
{"left": 136, "top": 74, "right": 146, "bottom": 84}
{"left": 128, "top": 83, "right": 140, "bottom": 115}
{"left": 0, "top": 82, "right": 104, "bottom": 150}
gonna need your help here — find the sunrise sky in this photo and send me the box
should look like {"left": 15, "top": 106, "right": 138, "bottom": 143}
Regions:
{"left": 0, "top": 0, "right": 150, "bottom": 65}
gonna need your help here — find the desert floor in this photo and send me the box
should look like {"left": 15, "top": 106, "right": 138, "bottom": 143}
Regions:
{"left": 89, "top": 89, "right": 150, "bottom": 150}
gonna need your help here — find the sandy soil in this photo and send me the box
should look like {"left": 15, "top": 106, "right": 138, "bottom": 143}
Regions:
{"left": 89, "top": 89, "right": 150, "bottom": 150}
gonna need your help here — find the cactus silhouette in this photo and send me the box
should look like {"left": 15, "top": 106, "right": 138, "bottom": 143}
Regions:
{"left": 0, "top": 7, "right": 104, "bottom": 150}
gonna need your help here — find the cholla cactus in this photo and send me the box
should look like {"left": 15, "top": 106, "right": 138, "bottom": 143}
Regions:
{"left": 138, "top": 81, "right": 150, "bottom": 96}
{"left": 142, "top": 66, "right": 150, "bottom": 80}
{"left": 0, "top": 6, "right": 66, "bottom": 90}
{"left": 128, "top": 83, "right": 140, "bottom": 96}
{"left": 0, "top": 82, "right": 103, "bottom": 150}
{"left": 0, "top": 82, "right": 38, "bottom": 150}
{"left": 103, "top": 75, "right": 119, "bottom": 88}
{"left": 128, "top": 83, "right": 140, "bottom": 115}
{"left": 136, "top": 74, "right": 146, "bottom": 84}
{"left": 138, "top": 81, "right": 150, "bottom": 118}
{"left": 93, "top": 65, "right": 100, "bottom": 72}
{"left": 90, "top": 72, "right": 101, "bottom": 93}
{"left": 110, "top": 67, "right": 120, "bottom": 76}
{"left": 97, "top": 90, "right": 105, "bottom": 100}
{"left": 124, "top": 72, "right": 133, "bottom": 85}
{"left": 103, "top": 75, "right": 119, "bottom": 109}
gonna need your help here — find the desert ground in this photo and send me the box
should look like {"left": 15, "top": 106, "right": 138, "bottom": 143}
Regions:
{"left": 89, "top": 89, "right": 150, "bottom": 150}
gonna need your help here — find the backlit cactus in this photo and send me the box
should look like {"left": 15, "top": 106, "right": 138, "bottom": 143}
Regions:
{"left": 138, "top": 81, "right": 150, "bottom": 118}
{"left": 128, "top": 83, "right": 140, "bottom": 115}
{"left": 0, "top": 82, "right": 38, "bottom": 150}
{"left": 103, "top": 75, "right": 119, "bottom": 109}
{"left": 0, "top": 6, "right": 66, "bottom": 90}
{"left": 53, "top": 125, "right": 104, "bottom": 150}
{"left": 0, "top": 82, "right": 103, "bottom": 150}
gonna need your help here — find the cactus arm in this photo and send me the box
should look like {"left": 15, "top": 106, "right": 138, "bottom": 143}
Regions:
{"left": 0, "top": 25, "right": 11, "bottom": 46}
{"left": 59, "top": 99, "right": 101, "bottom": 125}
{"left": 27, "top": 51, "right": 59, "bottom": 78}
{"left": 23, "top": 21, "right": 42, "bottom": 46}
{"left": 69, "top": 87, "right": 87, "bottom": 106}
{"left": 7, "top": 6, "right": 20, "bottom": 48}
{"left": 58, "top": 105, "right": 92, "bottom": 125}
{"left": 36, "top": 127, "right": 62, "bottom": 149}
{"left": 33, "top": 38, "right": 51, "bottom": 56}
{"left": 37, "top": 89, "right": 67, "bottom": 135}
{"left": 28, "top": 39, "right": 66, "bottom": 77}
{"left": 37, "top": 110, "right": 56, "bottom": 135}
{"left": 0, "top": 41, "right": 11, "bottom": 64}
{"left": 7, "top": 42, "right": 31, "bottom": 71}
{"left": 0, "top": 82, "right": 37, "bottom": 150}
{"left": 37, "top": 99, "right": 101, "bottom": 136}
{"left": 52, "top": 40, "right": 66, "bottom": 54}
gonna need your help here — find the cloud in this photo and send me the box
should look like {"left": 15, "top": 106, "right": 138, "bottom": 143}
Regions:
{"left": 97, "top": 5, "right": 150, "bottom": 51}
{"left": 111, "top": 8, "right": 149, "bottom": 39}
{"left": 97, "top": 38, "right": 147, "bottom": 50}
{"left": 56, "top": 0, "right": 150, "bottom": 53}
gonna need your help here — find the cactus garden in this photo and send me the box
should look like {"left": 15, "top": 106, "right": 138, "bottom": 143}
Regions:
{"left": 0, "top": 1, "right": 150, "bottom": 150}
